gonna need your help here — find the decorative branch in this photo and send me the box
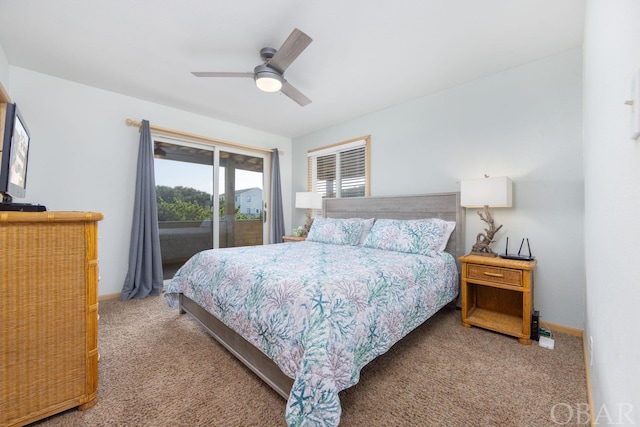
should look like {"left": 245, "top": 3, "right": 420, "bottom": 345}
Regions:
{"left": 471, "top": 206, "right": 503, "bottom": 256}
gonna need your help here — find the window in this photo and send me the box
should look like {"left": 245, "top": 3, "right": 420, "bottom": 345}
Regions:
{"left": 308, "top": 136, "right": 370, "bottom": 199}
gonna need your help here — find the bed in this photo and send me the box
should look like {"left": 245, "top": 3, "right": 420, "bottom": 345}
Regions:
{"left": 165, "top": 193, "right": 465, "bottom": 426}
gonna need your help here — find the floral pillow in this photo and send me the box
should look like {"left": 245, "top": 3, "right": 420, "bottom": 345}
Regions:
{"left": 306, "top": 217, "right": 366, "bottom": 246}
{"left": 362, "top": 218, "right": 456, "bottom": 256}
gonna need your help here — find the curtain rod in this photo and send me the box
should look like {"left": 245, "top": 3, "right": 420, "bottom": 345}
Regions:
{"left": 125, "top": 119, "right": 283, "bottom": 156}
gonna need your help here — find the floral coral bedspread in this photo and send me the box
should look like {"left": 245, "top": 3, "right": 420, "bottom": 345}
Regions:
{"left": 165, "top": 241, "right": 458, "bottom": 426}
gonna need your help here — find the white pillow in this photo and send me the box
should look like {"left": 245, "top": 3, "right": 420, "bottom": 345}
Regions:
{"left": 359, "top": 218, "right": 375, "bottom": 245}
{"left": 438, "top": 221, "right": 457, "bottom": 252}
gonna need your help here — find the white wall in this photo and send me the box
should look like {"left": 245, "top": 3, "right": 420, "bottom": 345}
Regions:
{"left": 3, "top": 67, "right": 292, "bottom": 297}
{"left": 583, "top": 1, "right": 640, "bottom": 423}
{"left": 293, "top": 48, "right": 585, "bottom": 329}
{"left": 0, "top": 44, "right": 8, "bottom": 89}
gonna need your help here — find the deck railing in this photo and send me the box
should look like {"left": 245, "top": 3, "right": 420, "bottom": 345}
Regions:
{"left": 158, "top": 220, "right": 263, "bottom": 265}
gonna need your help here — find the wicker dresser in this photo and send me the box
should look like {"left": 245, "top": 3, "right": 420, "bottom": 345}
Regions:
{"left": 0, "top": 211, "right": 103, "bottom": 427}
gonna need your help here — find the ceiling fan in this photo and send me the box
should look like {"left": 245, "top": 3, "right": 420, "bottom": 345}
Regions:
{"left": 192, "top": 28, "right": 313, "bottom": 106}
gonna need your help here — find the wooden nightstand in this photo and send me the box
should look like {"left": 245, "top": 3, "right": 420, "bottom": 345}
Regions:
{"left": 282, "top": 235, "right": 306, "bottom": 242}
{"left": 459, "top": 254, "right": 537, "bottom": 345}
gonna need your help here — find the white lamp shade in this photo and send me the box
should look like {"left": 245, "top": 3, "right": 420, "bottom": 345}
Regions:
{"left": 460, "top": 176, "right": 513, "bottom": 208}
{"left": 295, "top": 192, "right": 323, "bottom": 209}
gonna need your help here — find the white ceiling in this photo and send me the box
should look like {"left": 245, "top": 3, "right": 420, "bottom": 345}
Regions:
{"left": 0, "top": 1, "right": 584, "bottom": 138}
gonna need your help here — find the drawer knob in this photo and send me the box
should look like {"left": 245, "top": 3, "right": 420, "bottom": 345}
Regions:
{"left": 483, "top": 272, "right": 504, "bottom": 278}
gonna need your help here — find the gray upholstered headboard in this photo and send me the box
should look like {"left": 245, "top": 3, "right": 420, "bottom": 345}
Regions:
{"left": 323, "top": 192, "right": 465, "bottom": 262}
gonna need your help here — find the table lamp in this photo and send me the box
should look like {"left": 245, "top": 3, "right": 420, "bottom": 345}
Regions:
{"left": 295, "top": 192, "right": 323, "bottom": 236}
{"left": 460, "top": 176, "right": 512, "bottom": 256}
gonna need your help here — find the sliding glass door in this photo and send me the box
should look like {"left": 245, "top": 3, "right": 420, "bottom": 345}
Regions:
{"left": 217, "top": 150, "right": 266, "bottom": 249}
{"left": 153, "top": 139, "right": 268, "bottom": 279}
{"left": 153, "top": 140, "right": 214, "bottom": 279}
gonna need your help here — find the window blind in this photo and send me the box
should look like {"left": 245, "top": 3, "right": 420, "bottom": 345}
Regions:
{"left": 308, "top": 136, "right": 370, "bottom": 205}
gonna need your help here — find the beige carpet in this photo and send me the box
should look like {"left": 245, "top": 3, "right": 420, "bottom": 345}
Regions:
{"left": 34, "top": 296, "right": 588, "bottom": 426}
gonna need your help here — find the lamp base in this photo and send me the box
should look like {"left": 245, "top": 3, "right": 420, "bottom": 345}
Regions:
{"left": 303, "top": 211, "right": 314, "bottom": 236}
{"left": 469, "top": 205, "right": 503, "bottom": 257}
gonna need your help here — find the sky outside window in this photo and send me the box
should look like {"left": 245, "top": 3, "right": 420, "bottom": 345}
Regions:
{"left": 154, "top": 159, "right": 263, "bottom": 195}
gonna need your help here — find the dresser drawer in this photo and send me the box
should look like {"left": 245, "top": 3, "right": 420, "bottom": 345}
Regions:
{"left": 466, "top": 263, "right": 523, "bottom": 287}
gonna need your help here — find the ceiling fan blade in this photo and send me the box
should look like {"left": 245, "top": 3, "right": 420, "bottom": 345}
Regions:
{"left": 269, "top": 28, "right": 312, "bottom": 74}
{"left": 281, "top": 81, "right": 312, "bottom": 106}
{"left": 192, "top": 72, "right": 253, "bottom": 78}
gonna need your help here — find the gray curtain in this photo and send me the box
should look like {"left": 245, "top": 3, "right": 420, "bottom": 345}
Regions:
{"left": 270, "top": 148, "right": 285, "bottom": 244}
{"left": 120, "top": 120, "right": 164, "bottom": 300}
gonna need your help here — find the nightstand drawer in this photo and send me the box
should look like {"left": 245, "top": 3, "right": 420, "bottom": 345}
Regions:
{"left": 467, "top": 264, "right": 523, "bottom": 287}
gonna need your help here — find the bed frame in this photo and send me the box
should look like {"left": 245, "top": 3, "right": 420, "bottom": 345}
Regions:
{"left": 178, "top": 192, "right": 465, "bottom": 399}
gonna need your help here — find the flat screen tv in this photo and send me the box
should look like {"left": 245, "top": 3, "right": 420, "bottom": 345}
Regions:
{"left": 0, "top": 102, "right": 31, "bottom": 204}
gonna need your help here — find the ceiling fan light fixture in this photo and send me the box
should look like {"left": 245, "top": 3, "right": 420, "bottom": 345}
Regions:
{"left": 256, "top": 75, "right": 282, "bottom": 92}
{"left": 192, "top": 29, "right": 312, "bottom": 105}
{"left": 254, "top": 65, "right": 283, "bottom": 92}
